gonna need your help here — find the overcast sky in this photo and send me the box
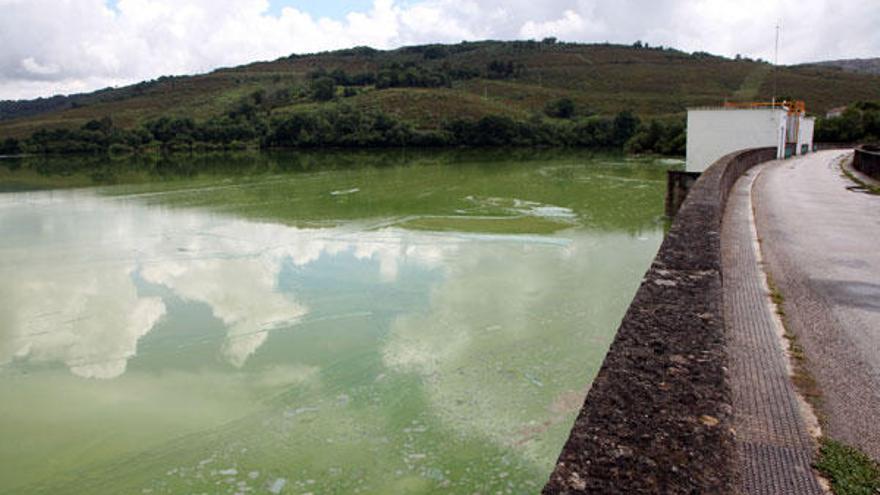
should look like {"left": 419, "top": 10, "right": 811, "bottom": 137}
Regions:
{"left": 1, "top": 0, "right": 878, "bottom": 100}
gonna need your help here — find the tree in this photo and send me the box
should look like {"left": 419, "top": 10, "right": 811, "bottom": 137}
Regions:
{"left": 423, "top": 46, "right": 448, "bottom": 60}
{"left": 624, "top": 117, "right": 686, "bottom": 155}
{"left": 268, "top": 88, "right": 291, "bottom": 107}
{"left": 0, "top": 137, "right": 21, "bottom": 155}
{"left": 612, "top": 110, "right": 640, "bottom": 146}
{"left": 251, "top": 89, "right": 266, "bottom": 106}
{"left": 573, "top": 116, "right": 614, "bottom": 147}
{"left": 228, "top": 98, "right": 258, "bottom": 120}
{"left": 476, "top": 115, "right": 519, "bottom": 145}
{"left": 311, "top": 77, "right": 336, "bottom": 101}
{"left": 145, "top": 117, "right": 196, "bottom": 143}
{"left": 545, "top": 98, "right": 576, "bottom": 119}
{"left": 815, "top": 102, "right": 880, "bottom": 143}
{"left": 487, "top": 60, "right": 516, "bottom": 79}
{"left": 83, "top": 116, "right": 113, "bottom": 134}
{"left": 330, "top": 69, "right": 350, "bottom": 85}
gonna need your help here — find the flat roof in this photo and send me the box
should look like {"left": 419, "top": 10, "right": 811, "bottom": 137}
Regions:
{"left": 687, "top": 106, "right": 786, "bottom": 111}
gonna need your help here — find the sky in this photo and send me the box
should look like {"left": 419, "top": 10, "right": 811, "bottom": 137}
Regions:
{"left": 0, "top": 0, "right": 878, "bottom": 100}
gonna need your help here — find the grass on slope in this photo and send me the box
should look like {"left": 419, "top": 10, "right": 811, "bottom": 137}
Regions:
{"left": 757, "top": 66, "right": 880, "bottom": 114}
{"left": 353, "top": 87, "right": 530, "bottom": 127}
{"left": 733, "top": 65, "right": 772, "bottom": 101}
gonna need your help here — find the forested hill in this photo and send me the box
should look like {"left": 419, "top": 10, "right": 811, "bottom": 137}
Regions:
{"left": 1, "top": 40, "right": 879, "bottom": 144}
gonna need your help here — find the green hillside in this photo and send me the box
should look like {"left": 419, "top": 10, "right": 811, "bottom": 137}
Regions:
{"left": 1, "top": 40, "right": 879, "bottom": 143}
{"left": 807, "top": 57, "right": 880, "bottom": 76}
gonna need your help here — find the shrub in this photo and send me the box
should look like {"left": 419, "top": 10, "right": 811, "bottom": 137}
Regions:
{"left": 108, "top": 143, "right": 134, "bottom": 154}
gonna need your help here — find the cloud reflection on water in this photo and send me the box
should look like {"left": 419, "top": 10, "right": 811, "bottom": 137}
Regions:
{"left": 381, "top": 230, "right": 654, "bottom": 462}
{"left": 0, "top": 191, "right": 467, "bottom": 377}
{"left": 1, "top": 264, "right": 166, "bottom": 379}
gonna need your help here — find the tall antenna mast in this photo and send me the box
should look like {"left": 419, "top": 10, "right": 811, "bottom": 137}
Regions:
{"left": 773, "top": 20, "right": 780, "bottom": 105}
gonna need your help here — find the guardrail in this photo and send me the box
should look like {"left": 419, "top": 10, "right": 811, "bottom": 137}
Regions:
{"left": 543, "top": 147, "right": 777, "bottom": 494}
{"left": 853, "top": 145, "right": 880, "bottom": 181}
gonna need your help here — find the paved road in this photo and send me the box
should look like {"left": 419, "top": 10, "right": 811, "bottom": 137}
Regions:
{"left": 723, "top": 161, "right": 823, "bottom": 495}
{"left": 753, "top": 150, "right": 880, "bottom": 460}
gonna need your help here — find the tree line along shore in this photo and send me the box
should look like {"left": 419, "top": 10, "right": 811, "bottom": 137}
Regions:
{"left": 1, "top": 59, "right": 877, "bottom": 157}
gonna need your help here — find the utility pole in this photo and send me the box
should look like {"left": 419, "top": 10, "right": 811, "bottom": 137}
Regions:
{"left": 773, "top": 20, "right": 780, "bottom": 106}
{"left": 773, "top": 20, "right": 784, "bottom": 161}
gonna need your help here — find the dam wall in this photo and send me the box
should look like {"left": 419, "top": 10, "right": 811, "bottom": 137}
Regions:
{"left": 543, "top": 147, "right": 777, "bottom": 494}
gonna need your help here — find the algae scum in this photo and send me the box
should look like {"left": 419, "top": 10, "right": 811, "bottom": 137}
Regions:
{"left": 0, "top": 151, "right": 672, "bottom": 494}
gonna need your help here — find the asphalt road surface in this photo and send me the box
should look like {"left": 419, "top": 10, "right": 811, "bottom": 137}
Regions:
{"left": 753, "top": 150, "right": 880, "bottom": 460}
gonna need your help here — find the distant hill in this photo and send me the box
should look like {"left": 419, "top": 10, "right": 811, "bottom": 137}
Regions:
{"left": 0, "top": 85, "right": 146, "bottom": 121}
{"left": 2, "top": 40, "right": 880, "bottom": 139}
{"left": 807, "top": 57, "right": 880, "bottom": 75}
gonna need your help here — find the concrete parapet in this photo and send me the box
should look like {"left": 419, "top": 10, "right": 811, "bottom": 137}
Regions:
{"left": 853, "top": 145, "right": 880, "bottom": 181}
{"left": 543, "top": 147, "right": 776, "bottom": 494}
{"left": 665, "top": 170, "right": 701, "bottom": 217}
{"left": 813, "top": 142, "right": 857, "bottom": 151}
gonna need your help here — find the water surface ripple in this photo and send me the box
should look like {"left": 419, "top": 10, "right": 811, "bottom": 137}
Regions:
{"left": 0, "top": 151, "right": 672, "bottom": 494}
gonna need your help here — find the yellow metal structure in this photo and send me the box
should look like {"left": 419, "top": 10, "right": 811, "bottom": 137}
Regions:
{"left": 723, "top": 100, "right": 806, "bottom": 115}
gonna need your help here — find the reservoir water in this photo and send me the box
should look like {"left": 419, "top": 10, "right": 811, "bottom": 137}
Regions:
{"left": 0, "top": 151, "right": 673, "bottom": 494}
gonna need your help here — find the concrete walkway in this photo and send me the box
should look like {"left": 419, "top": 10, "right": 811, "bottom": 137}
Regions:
{"left": 753, "top": 150, "right": 880, "bottom": 461}
{"left": 722, "top": 161, "right": 823, "bottom": 495}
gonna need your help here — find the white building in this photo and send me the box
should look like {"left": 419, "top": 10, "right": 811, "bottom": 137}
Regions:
{"left": 826, "top": 106, "right": 846, "bottom": 119}
{"left": 792, "top": 113, "right": 815, "bottom": 156}
{"left": 685, "top": 103, "right": 815, "bottom": 173}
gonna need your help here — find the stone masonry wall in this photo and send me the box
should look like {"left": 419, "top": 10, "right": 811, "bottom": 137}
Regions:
{"left": 542, "top": 147, "right": 777, "bottom": 494}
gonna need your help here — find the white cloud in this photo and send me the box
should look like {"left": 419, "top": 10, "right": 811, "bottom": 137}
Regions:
{"left": 520, "top": 10, "right": 589, "bottom": 40}
{"left": 20, "top": 57, "right": 61, "bottom": 76}
{"left": 0, "top": 0, "right": 877, "bottom": 99}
